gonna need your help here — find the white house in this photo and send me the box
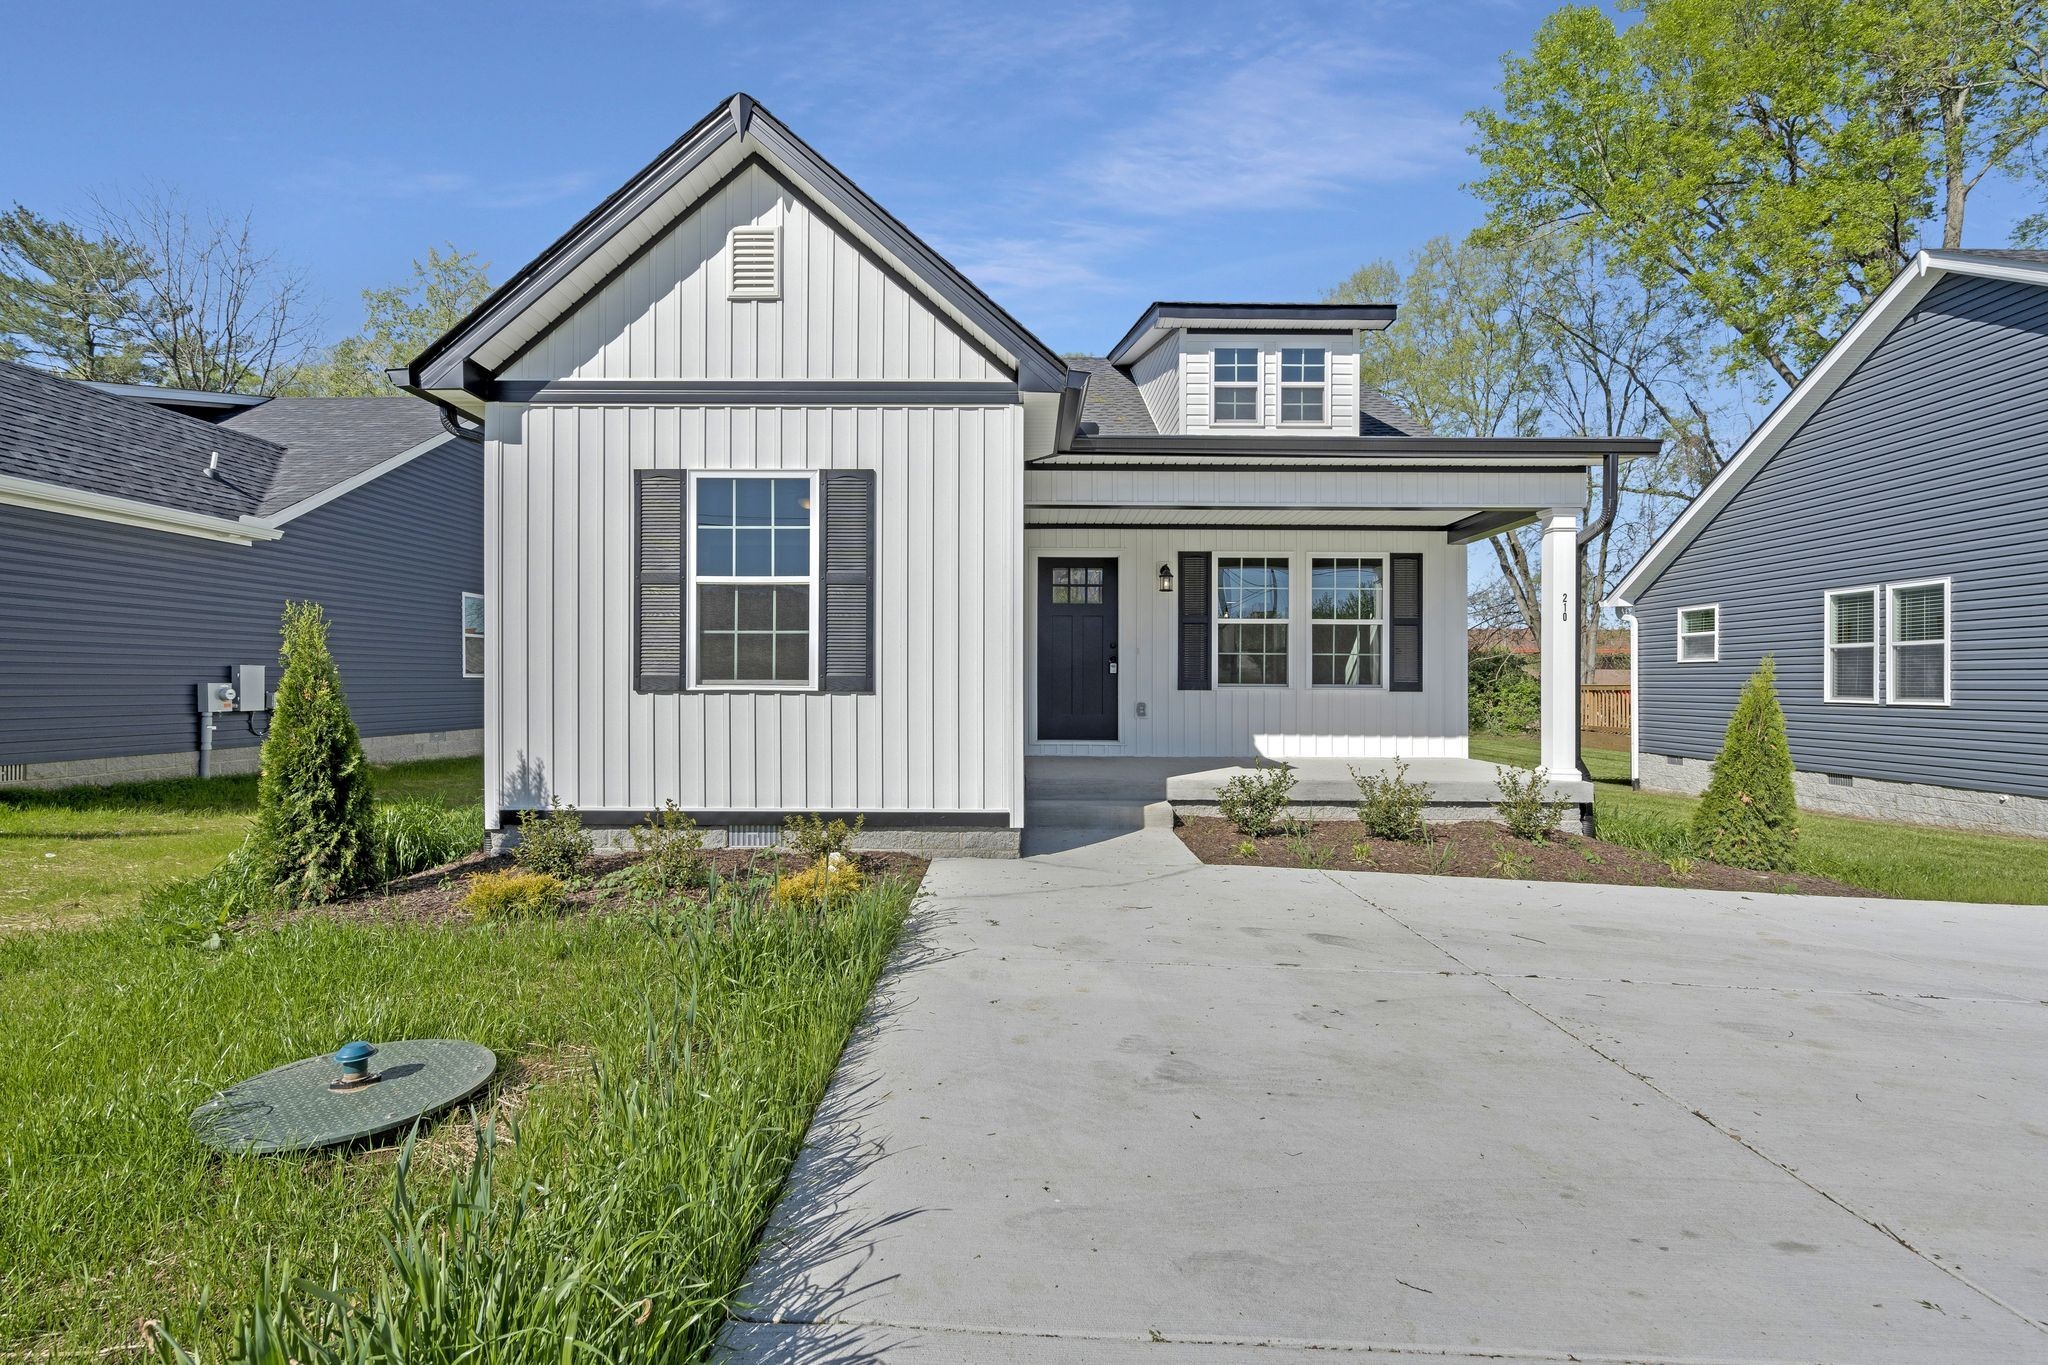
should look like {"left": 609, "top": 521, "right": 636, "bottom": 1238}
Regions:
{"left": 399, "top": 94, "right": 1650, "bottom": 853}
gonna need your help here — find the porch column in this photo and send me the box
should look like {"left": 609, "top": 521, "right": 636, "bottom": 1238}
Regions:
{"left": 1538, "top": 507, "right": 1580, "bottom": 777}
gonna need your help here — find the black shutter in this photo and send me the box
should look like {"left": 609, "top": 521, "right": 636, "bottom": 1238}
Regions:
{"left": 821, "top": 469, "right": 877, "bottom": 693}
{"left": 1389, "top": 551, "right": 1423, "bottom": 692}
{"left": 634, "top": 471, "right": 685, "bottom": 693}
{"left": 1177, "top": 550, "right": 1211, "bottom": 691}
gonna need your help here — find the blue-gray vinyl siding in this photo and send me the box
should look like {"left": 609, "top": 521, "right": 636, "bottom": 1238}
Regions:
{"left": 1634, "top": 272, "right": 2048, "bottom": 799}
{"left": 0, "top": 439, "right": 482, "bottom": 766}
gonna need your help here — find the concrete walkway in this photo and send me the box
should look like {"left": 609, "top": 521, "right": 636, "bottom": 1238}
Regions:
{"left": 721, "top": 825, "right": 2048, "bottom": 1362}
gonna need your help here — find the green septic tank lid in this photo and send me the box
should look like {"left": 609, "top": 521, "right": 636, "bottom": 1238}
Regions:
{"left": 190, "top": 1039, "right": 496, "bottom": 1155}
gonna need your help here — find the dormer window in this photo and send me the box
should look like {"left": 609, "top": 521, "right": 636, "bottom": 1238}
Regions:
{"left": 1280, "top": 347, "right": 1326, "bottom": 423}
{"left": 1212, "top": 348, "right": 1258, "bottom": 423}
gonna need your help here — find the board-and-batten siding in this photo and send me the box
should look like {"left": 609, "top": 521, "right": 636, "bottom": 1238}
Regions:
{"left": 498, "top": 161, "right": 1007, "bottom": 384}
{"left": 1635, "top": 272, "right": 2048, "bottom": 799}
{"left": 1129, "top": 337, "right": 1181, "bottom": 434}
{"left": 1023, "top": 528, "right": 1467, "bottom": 759}
{"left": 484, "top": 402, "right": 1023, "bottom": 821}
{"left": 0, "top": 441, "right": 483, "bottom": 765}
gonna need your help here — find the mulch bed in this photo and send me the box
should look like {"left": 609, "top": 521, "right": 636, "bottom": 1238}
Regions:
{"left": 1175, "top": 816, "right": 1866, "bottom": 896}
{"left": 266, "top": 847, "right": 931, "bottom": 928}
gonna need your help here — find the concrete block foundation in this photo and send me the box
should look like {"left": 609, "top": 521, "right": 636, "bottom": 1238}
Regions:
{"left": 1641, "top": 751, "right": 2048, "bottom": 838}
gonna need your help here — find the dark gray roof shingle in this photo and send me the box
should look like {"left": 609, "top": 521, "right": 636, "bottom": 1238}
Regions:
{"left": 219, "top": 396, "right": 455, "bottom": 514}
{"left": 1359, "top": 386, "right": 1430, "bottom": 436}
{"left": 1940, "top": 248, "right": 2048, "bottom": 265}
{"left": 0, "top": 361, "right": 461, "bottom": 521}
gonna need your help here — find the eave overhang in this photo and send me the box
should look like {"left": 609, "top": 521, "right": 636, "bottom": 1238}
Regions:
{"left": 1037, "top": 434, "right": 1661, "bottom": 469}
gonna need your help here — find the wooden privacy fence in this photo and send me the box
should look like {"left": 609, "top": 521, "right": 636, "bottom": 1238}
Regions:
{"left": 1580, "top": 684, "right": 1631, "bottom": 734}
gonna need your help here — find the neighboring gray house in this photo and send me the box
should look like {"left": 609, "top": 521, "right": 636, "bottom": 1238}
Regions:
{"left": 0, "top": 361, "right": 484, "bottom": 788}
{"left": 398, "top": 93, "right": 1652, "bottom": 853}
{"left": 1610, "top": 250, "right": 2048, "bottom": 835}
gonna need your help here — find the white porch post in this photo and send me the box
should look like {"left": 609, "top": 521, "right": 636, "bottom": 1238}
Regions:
{"left": 1539, "top": 507, "right": 1580, "bottom": 777}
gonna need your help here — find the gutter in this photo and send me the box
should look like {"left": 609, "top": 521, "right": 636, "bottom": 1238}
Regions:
{"left": 0, "top": 473, "right": 283, "bottom": 545}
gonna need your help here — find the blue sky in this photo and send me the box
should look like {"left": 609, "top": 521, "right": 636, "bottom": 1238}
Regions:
{"left": 10, "top": 2, "right": 2040, "bottom": 358}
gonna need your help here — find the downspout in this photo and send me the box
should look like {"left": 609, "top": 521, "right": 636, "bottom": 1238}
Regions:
{"left": 1572, "top": 448, "right": 1620, "bottom": 784}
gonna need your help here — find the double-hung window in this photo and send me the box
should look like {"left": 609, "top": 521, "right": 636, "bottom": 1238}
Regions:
{"left": 1217, "top": 555, "right": 1290, "bottom": 685}
{"left": 1823, "top": 587, "right": 1878, "bottom": 702}
{"left": 1212, "top": 347, "right": 1259, "bottom": 423}
{"left": 1310, "top": 556, "right": 1382, "bottom": 686}
{"left": 1280, "top": 347, "right": 1326, "bottom": 423}
{"left": 692, "top": 474, "right": 816, "bottom": 687}
{"left": 461, "top": 592, "right": 485, "bottom": 678}
{"left": 1676, "top": 605, "right": 1719, "bottom": 662}
{"left": 1887, "top": 579, "right": 1949, "bottom": 704}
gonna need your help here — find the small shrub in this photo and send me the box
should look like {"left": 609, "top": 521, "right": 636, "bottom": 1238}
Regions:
{"left": 1665, "top": 854, "right": 1696, "bottom": 880}
{"left": 374, "top": 801, "right": 484, "bottom": 882}
{"left": 774, "top": 858, "right": 863, "bottom": 907}
{"left": 1234, "top": 837, "right": 1258, "bottom": 859}
{"left": 1489, "top": 840, "right": 1534, "bottom": 880}
{"left": 462, "top": 869, "right": 565, "bottom": 919}
{"left": 785, "top": 812, "right": 865, "bottom": 862}
{"left": 1216, "top": 762, "right": 1296, "bottom": 838}
{"left": 1692, "top": 656, "right": 1799, "bottom": 871}
{"left": 514, "top": 798, "right": 594, "bottom": 879}
{"left": 1351, "top": 757, "right": 1432, "bottom": 841}
{"left": 1350, "top": 839, "right": 1376, "bottom": 866}
{"left": 626, "top": 801, "right": 709, "bottom": 898}
{"left": 254, "top": 601, "right": 376, "bottom": 904}
{"left": 1492, "top": 764, "right": 1571, "bottom": 843}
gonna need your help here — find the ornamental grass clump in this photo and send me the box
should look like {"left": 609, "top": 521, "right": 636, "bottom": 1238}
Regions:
{"left": 774, "top": 857, "right": 864, "bottom": 907}
{"left": 1351, "top": 757, "right": 1431, "bottom": 841}
{"left": 1692, "top": 656, "right": 1799, "bottom": 871}
{"left": 254, "top": 602, "right": 376, "bottom": 904}
{"left": 1216, "top": 762, "right": 1296, "bottom": 838}
{"left": 461, "top": 868, "right": 566, "bottom": 919}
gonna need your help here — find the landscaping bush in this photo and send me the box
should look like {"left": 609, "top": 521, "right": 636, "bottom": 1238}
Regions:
{"left": 1692, "top": 656, "right": 1799, "bottom": 871}
{"left": 461, "top": 868, "right": 566, "bottom": 919}
{"left": 774, "top": 857, "right": 864, "bottom": 907}
{"left": 1352, "top": 757, "right": 1432, "bottom": 841}
{"left": 1468, "top": 648, "right": 1541, "bottom": 735}
{"left": 1216, "top": 762, "right": 1296, "bottom": 838}
{"left": 513, "top": 798, "right": 594, "bottom": 879}
{"left": 374, "top": 801, "right": 484, "bottom": 882}
{"left": 625, "top": 800, "right": 710, "bottom": 898}
{"left": 1492, "top": 764, "right": 1571, "bottom": 843}
{"left": 785, "top": 812, "right": 865, "bottom": 862}
{"left": 254, "top": 601, "right": 376, "bottom": 904}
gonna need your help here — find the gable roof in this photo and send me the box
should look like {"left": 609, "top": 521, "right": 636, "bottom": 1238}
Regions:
{"left": 0, "top": 361, "right": 468, "bottom": 542}
{"left": 1607, "top": 249, "right": 2048, "bottom": 607}
{"left": 404, "top": 93, "right": 1069, "bottom": 406}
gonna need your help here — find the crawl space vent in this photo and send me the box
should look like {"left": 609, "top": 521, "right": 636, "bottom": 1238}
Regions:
{"left": 725, "top": 822, "right": 780, "bottom": 849}
{"left": 729, "top": 227, "right": 779, "bottom": 300}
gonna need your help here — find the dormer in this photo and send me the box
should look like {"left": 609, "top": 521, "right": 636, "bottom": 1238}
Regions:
{"left": 1102, "top": 303, "right": 1396, "bottom": 436}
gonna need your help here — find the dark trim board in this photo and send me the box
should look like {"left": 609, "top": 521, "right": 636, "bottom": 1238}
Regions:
{"left": 500, "top": 808, "right": 1013, "bottom": 829}
{"left": 495, "top": 379, "right": 1020, "bottom": 406}
{"left": 1028, "top": 461, "right": 1596, "bottom": 475}
{"left": 1059, "top": 435, "right": 1658, "bottom": 459}
{"left": 1026, "top": 520, "right": 1458, "bottom": 533}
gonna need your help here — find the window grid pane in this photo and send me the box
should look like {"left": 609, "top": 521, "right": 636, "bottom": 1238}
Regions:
{"left": 694, "top": 475, "right": 812, "bottom": 685}
{"left": 1681, "top": 608, "right": 1717, "bottom": 635}
{"left": 1829, "top": 591, "right": 1875, "bottom": 645}
{"left": 1310, "top": 557, "right": 1381, "bottom": 686}
{"left": 1892, "top": 584, "right": 1945, "bottom": 642}
{"left": 1280, "top": 348, "right": 1325, "bottom": 383}
{"left": 1281, "top": 388, "right": 1324, "bottom": 422}
{"left": 1892, "top": 643, "right": 1945, "bottom": 701}
{"left": 1214, "top": 348, "right": 1258, "bottom": 382}
{"left": 1218, "top": 556, "right": 1290, "bottom": 686}
{"left": 1830, "top": 645, "right": 1875, "bottom": 700}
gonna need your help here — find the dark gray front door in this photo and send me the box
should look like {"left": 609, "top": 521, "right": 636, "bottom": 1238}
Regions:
{"left": 1037, "top": 559, "right": 1118, "bottom": 741}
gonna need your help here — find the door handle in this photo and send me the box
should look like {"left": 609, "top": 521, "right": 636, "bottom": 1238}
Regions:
{"left": 1108, "top": 647, "right": 1118, "bottom": 675}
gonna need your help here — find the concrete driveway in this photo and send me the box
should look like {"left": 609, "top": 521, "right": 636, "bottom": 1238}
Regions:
{"left": 722, "top": 827, "right": 2048, "bottom": 1362}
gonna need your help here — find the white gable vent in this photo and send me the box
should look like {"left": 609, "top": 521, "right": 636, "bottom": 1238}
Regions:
{"left": 728, "top": 226, "right": 779, "bottom": 300}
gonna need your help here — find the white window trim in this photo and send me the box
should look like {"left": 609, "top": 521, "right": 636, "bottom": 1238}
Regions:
{"left": 1885, "top": 576, "right": 1952, "bottom": 707}
{"left": 1215, "top": 550, "right": 1296, "bottom": 688}
{"left": 684, "top": 469, "right": 821, "bottom": 692}
{"left": 461, "top": 591, "right": 485, "bottom": 679}
{"left": 1211, "top": 346, "right": 1261, "bottom": 425}
{"left": 1308, "top": 552, "right": 1388, "bottom": 688}
{"left": 1675, "top": 603, "right": 1719, "bottom": 663}
{"left": 1279, "top": 346, "right": 1331, "bottom": 427}
{"left": 1822, "top": 585, "right": 1881, "bottom": 704}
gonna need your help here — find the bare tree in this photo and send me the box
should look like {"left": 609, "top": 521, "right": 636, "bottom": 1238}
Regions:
{"left": 97, "top": 188, "right": 318, "bottom": 393}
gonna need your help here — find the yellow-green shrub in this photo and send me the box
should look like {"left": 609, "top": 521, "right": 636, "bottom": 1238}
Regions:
{"left": 774, "top": 858, "right": 863, "bottom": 906}
{"left": 462, "top": 869, "right": 565, "bottom": 919}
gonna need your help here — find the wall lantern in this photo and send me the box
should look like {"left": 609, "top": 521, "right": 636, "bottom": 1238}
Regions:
{"left": 1157, "top": 562, "right": 1174, "bottom": 594}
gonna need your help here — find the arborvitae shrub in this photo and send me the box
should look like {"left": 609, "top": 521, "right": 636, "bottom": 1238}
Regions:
{"left": 255, "top": 601, "right": 377, "bottom": 903}
{"left": 1692, "top": 655, "right": 1799, "bottom": 871}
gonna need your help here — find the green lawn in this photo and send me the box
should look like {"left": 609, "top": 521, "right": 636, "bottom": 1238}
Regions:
{"left": 0, "top": 757, "right": 484, "bottom": 930}
{"left": 1471, "top": 732, "right": 2048, "bottom": 904}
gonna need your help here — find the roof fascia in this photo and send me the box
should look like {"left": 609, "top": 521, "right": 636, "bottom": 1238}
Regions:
{"left": 1106, "top": 303, "right": 1399, "bottom": 367}
{"left": 1055, "top": 434, "right": 1659, "bottom": 460}
{"left": 1607, "top": 252, "right": 1953, "bottom": 607}
{"left": 262, "top": 432, "right": 462, "bottom": 526}
{"left": 0, "top": 473, "right": 282, "bottom": 545}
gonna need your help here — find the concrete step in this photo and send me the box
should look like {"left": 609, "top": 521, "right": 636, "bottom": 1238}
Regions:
{"left": 1025, "top": 799, "right": 1174, "bottom": 832}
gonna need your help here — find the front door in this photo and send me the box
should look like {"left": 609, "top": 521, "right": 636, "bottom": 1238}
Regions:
{"left": 1037, "top": 558, "right": 1118, "bottom": 741}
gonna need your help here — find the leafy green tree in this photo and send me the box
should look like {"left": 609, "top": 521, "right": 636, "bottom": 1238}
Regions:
{"left": 1692, "top": 656, "right": 1799, "bottom": 871}
{"left": 256, "top": 602, "right": 376, "bottom": 903}
{"left": 1471, "top": 0, "right": 2048, "bottom": 386}
{"left": 289, "top": 245, "right": 492, "bottom": 396}
{"left": 0, "top": 204, "right": 154, "bottom": 381}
